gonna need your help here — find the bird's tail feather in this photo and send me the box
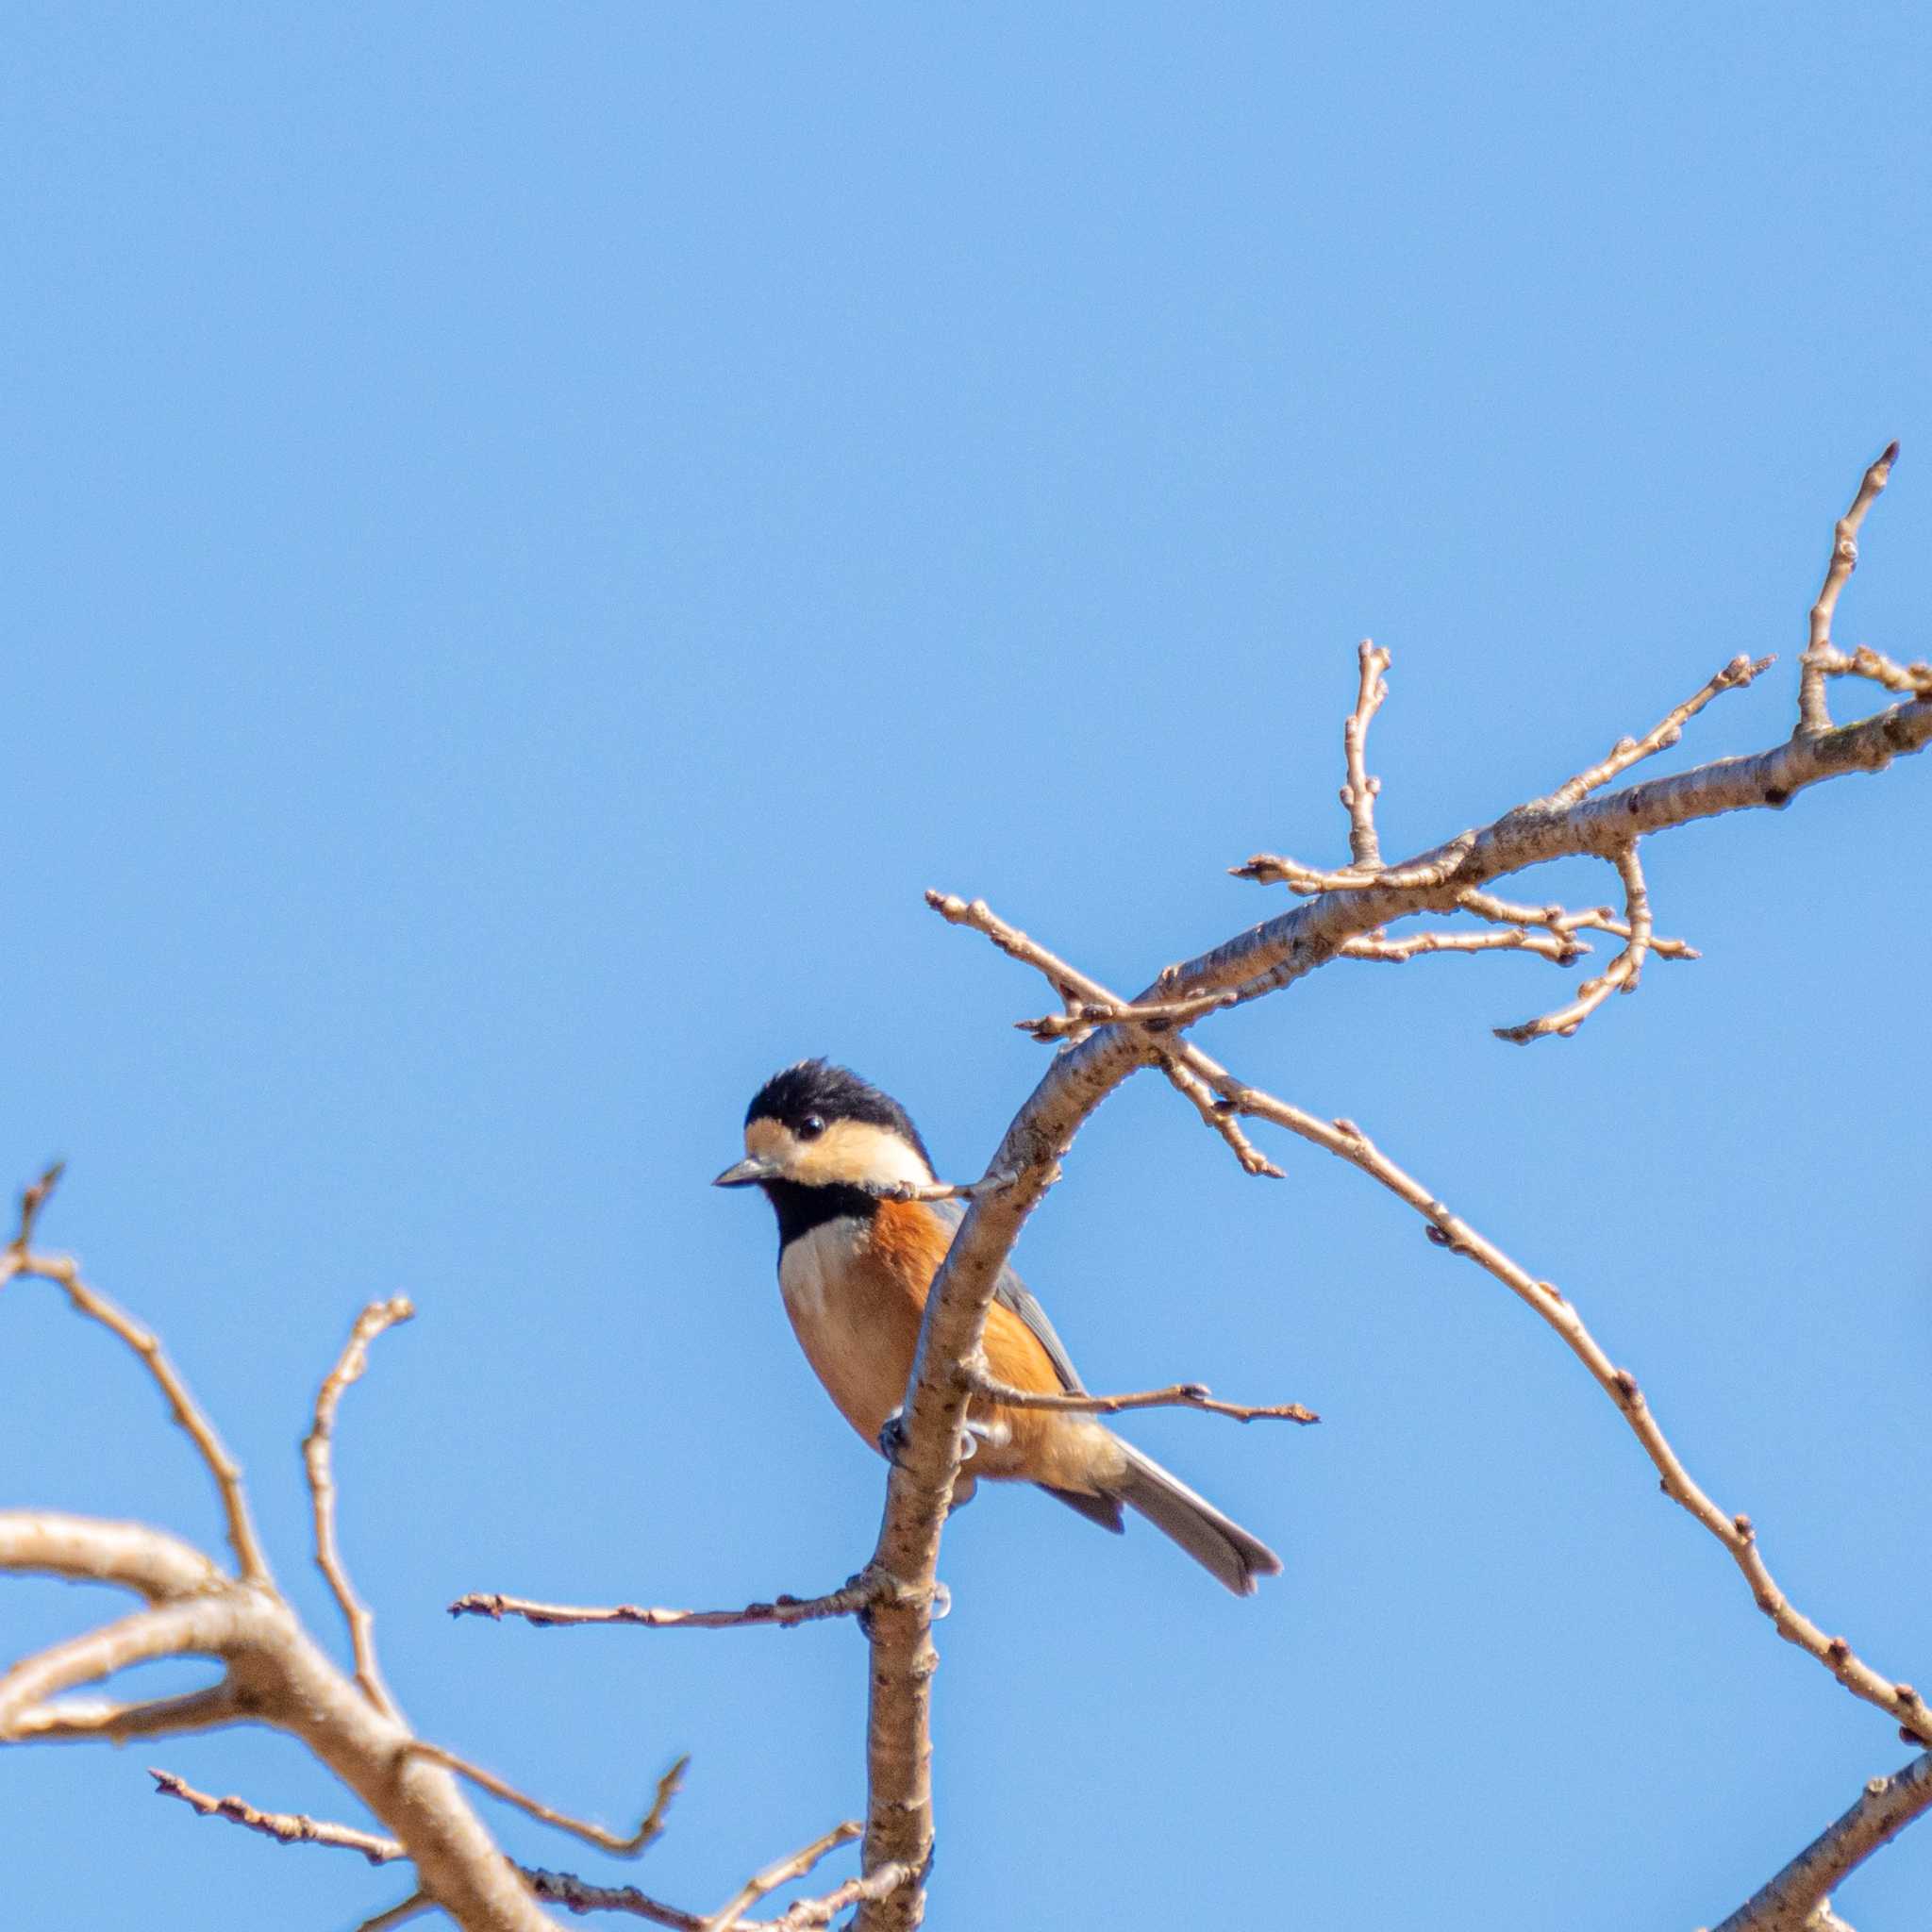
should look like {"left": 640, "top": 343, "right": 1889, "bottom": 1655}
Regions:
{"left": 1114, "top": 1444, "right": 1282, "bottom": 1596}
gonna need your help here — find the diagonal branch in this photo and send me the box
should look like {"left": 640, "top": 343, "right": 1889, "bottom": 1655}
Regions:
{"left": 1542, "top": 653, "right": 1774, "bottom": 810}
{"left": 411, "top": 1740, "right": 687, "bottom": 1858}
{"left": 1157, "top": 1046, "right": 1931, "bottom": 1746}
{"left": 1710, "top": 1750, "right": 1932, "bottom": 1932}
{"left": 152, "top": 1766, "right": 405, "bottom": 1863}
{"left": 306, "top": 1296, "right": 415, "bottom": 1719}
{"left": 699, "top": 1821, "right": 861, "bottom": 1932}
{"left": 3, "top": 1239, "right": 272, "bottom": 1586}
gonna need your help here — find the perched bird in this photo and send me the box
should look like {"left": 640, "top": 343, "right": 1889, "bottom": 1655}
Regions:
{"left": 714, "top": 1059, "right": 1282, "bottom": 1594}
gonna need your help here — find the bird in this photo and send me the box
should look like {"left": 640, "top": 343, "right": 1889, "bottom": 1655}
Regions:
{"left": 714, "top": 1058, "right": 1282, "bottom": 1595}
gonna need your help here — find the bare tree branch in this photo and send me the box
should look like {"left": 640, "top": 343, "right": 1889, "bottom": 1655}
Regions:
{"left": 1492, "top": 842, "right": 1652, "bottom": 1042}
{"left": 1709, "top": 1750, "right": 1932, "bottom": 1932}
{"left": 152, "top": 1767, "right": 405, "bottom": 1863}
{"left": 698, "top": 1822, "right": 860, "bottom": 1932}
{"left": 1340, "top": 637, "right": 1391, "bottom": 866}
{"left": 306, "top": 1296, "right": 415, "bottom": 1719}
{"left": 1340, "top": 924, "right": 1582, "bottom": 964}
{"left": 448, "top": 1575, "right": 883, "bottom": 1632}
{"left": 850, "top": 449, "right": 1928, "bottom": 1930}
{"left": 1543, "top": 653, "right": 1774, "bottom": 809}
{"left": 3, "top": 1234, "right": 272, "bottom": 1585}
{"left": 960, "top": 1364, "right": 1317, "bottom": 1425}
{"left": 1797, "top": 441, "right": 1899, "bottom": 733}
{"left": 411, "top": 1741, "right": 687, "bottom": 1858}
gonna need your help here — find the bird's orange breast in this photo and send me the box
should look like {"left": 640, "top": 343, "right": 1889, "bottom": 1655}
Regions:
{"left": 777, "top": 1198, "right": 1110, "bottom": 1491}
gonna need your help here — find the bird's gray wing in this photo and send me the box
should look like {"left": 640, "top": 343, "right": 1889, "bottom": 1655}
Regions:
{"left": 927, "top": 1196, "right": 1085, "bottom": 1394}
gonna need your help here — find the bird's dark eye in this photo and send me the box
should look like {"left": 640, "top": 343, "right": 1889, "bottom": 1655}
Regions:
{"left": 797, "top": 1114, "right": 826, "bottom": 1141}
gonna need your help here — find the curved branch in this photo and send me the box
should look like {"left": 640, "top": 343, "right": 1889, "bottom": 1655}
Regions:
{"left": 0, "top": 1511, "right": 225, "bottom": 1602}
{"left": 305, "top": 1296, "right": 414, "bottom": 1718}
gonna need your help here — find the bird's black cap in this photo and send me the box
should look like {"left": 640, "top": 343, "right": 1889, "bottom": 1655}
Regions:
{"left": 745, "top": 1059, "right": 933, "bottom": 1171}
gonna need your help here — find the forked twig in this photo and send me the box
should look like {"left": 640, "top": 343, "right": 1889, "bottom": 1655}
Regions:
{"left": 699, "top": 1821, "right": 861, "bottom": 1932}
{"left": 1797, "top": 441, "right": 1900, "bottom": 733}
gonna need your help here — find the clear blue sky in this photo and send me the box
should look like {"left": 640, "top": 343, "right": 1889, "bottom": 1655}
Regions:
{"left": 5, "top": 7, "right": 1929, "bottom": 1928}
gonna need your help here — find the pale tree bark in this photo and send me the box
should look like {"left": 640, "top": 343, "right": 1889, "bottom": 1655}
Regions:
{"left": 7, "top": 447, "right": 1927, "bottom": 1927}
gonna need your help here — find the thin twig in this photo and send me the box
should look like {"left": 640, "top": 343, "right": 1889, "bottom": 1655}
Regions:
{"left": 1493, "top": 844, "right": 1653, "bottom": 1042}
{"left": 1820, "top": 642, "right": 1932, "bottom": 700}
{"left": 1341, "top": 639, "right": 1392, "bottom": 866}
{"left": 355, "top": 1891, "right": 435, "bottom": 1932}
{"left": 1158, "top": 1048, "right": 1286, "bottom": 1176}
{"left": 448, "top": 1574, "right": 883, "bottom": 1632}
{"left": 154, "top": 1767, "right": 718, "bottom": 1930}
{"left": 928, "top": 892, "right": 1275, "bottom": 1177}
{"left": 962, "top": 1364, "right": 1316, "bottom": 1424}
{"left": 305, "top": 1296, "right": 414, "bottom": 1718}
{"left": 151, "top": 1768, "right": 404, "bottom": 1863}
{"left": 1341, "top": 925, "right": 1583, "bottom": 965}
{"left": 863, "top": 1169, "right": 1021, "bottom": 1203}
{"left": 410, "top": 1741, "right": 687, "bottom": 1857}
{"left": 699, "top": 1822, "right": 861, "bottom": 1932}
{"left": 1456, "top": 888, "right": 1698, "bottom": 960}
{"left": 5, "top": 1245, "right": 272, "bottom": 1585}
{"left": 1798, "top": 441, "right": 1900, "bottom": 734}
{"left": 1543, "top": 654, "right": 1774, "bottom": 810}
{"left": 1171, "top": 1051, "right": 1932, "bottom": 1747}
{"left": 765, "top": 1860, "right": 916, "bottom": 1931}
{"left": 1016, "top": 990, "right": 1237, "bottom": 1041}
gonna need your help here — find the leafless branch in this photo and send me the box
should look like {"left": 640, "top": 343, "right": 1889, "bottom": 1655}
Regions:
{"left": 306, "top": 1296, "right": 415, "bottom": 1719}
{"left": 448, "top": 1575, "right": 883, "bottom": 1633}
{"left": 1709, "top": 1750, "right": 1932, "bottom": 1932}
{"left": 1455, "top": 887, "right": 1699, "bottom": 961}
{"left": 961, "top": 1364, "right": 1317, "bottom": 1425}
{"left": 1340, "top": 924, "right": 1582, "bottom": 965}
{"left": 149, "top": 1767, "right": 735, "bottom": 1932}
{"left": 851, "top": 446, "right": 1927, "bottom": 1931}
{"left": 3, "top": 1228, "right": 272, "bottom": 1585}
{"left": 1162, "top": 1051, "right": 1931, "bottom": 1744}
{"left": 1543, "top": 653, "right": 1774, "bottom": 810}
{"left": 1797, "top": 441, "right": 1899, "bottom": 733}
{"left": 151, "top": 1766, "right": 405, "bottom": 1863}
{"left": 1340, "top": 638, "right": 1392, "bottom": 865}
{"left": 1820, "top": 641, "right": 1932, "bottom": 700}
{"left": 411, "top": 1741, "right": 687, "bottom": 1857}
{"left": 698, "top": 1821, "right": 860, "bottom": 1932}
{"left": 8, "top": 1683, "right": 242, "bottom": 1743}
{"left": 357, "top": 1891, "right": 436, "bottom": 1932}
{"left": 1492, "top": 843, "right": 1653, "bottom": 1042}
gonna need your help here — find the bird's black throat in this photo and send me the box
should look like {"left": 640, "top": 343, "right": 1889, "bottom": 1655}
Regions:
{"left": 761, "top": 1177, "right": 881, "bottom": 1248}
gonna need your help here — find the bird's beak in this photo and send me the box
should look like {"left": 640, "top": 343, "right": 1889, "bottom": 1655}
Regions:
{"left": 712, "top": 1155, "right": 781, "bottom": 1189}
